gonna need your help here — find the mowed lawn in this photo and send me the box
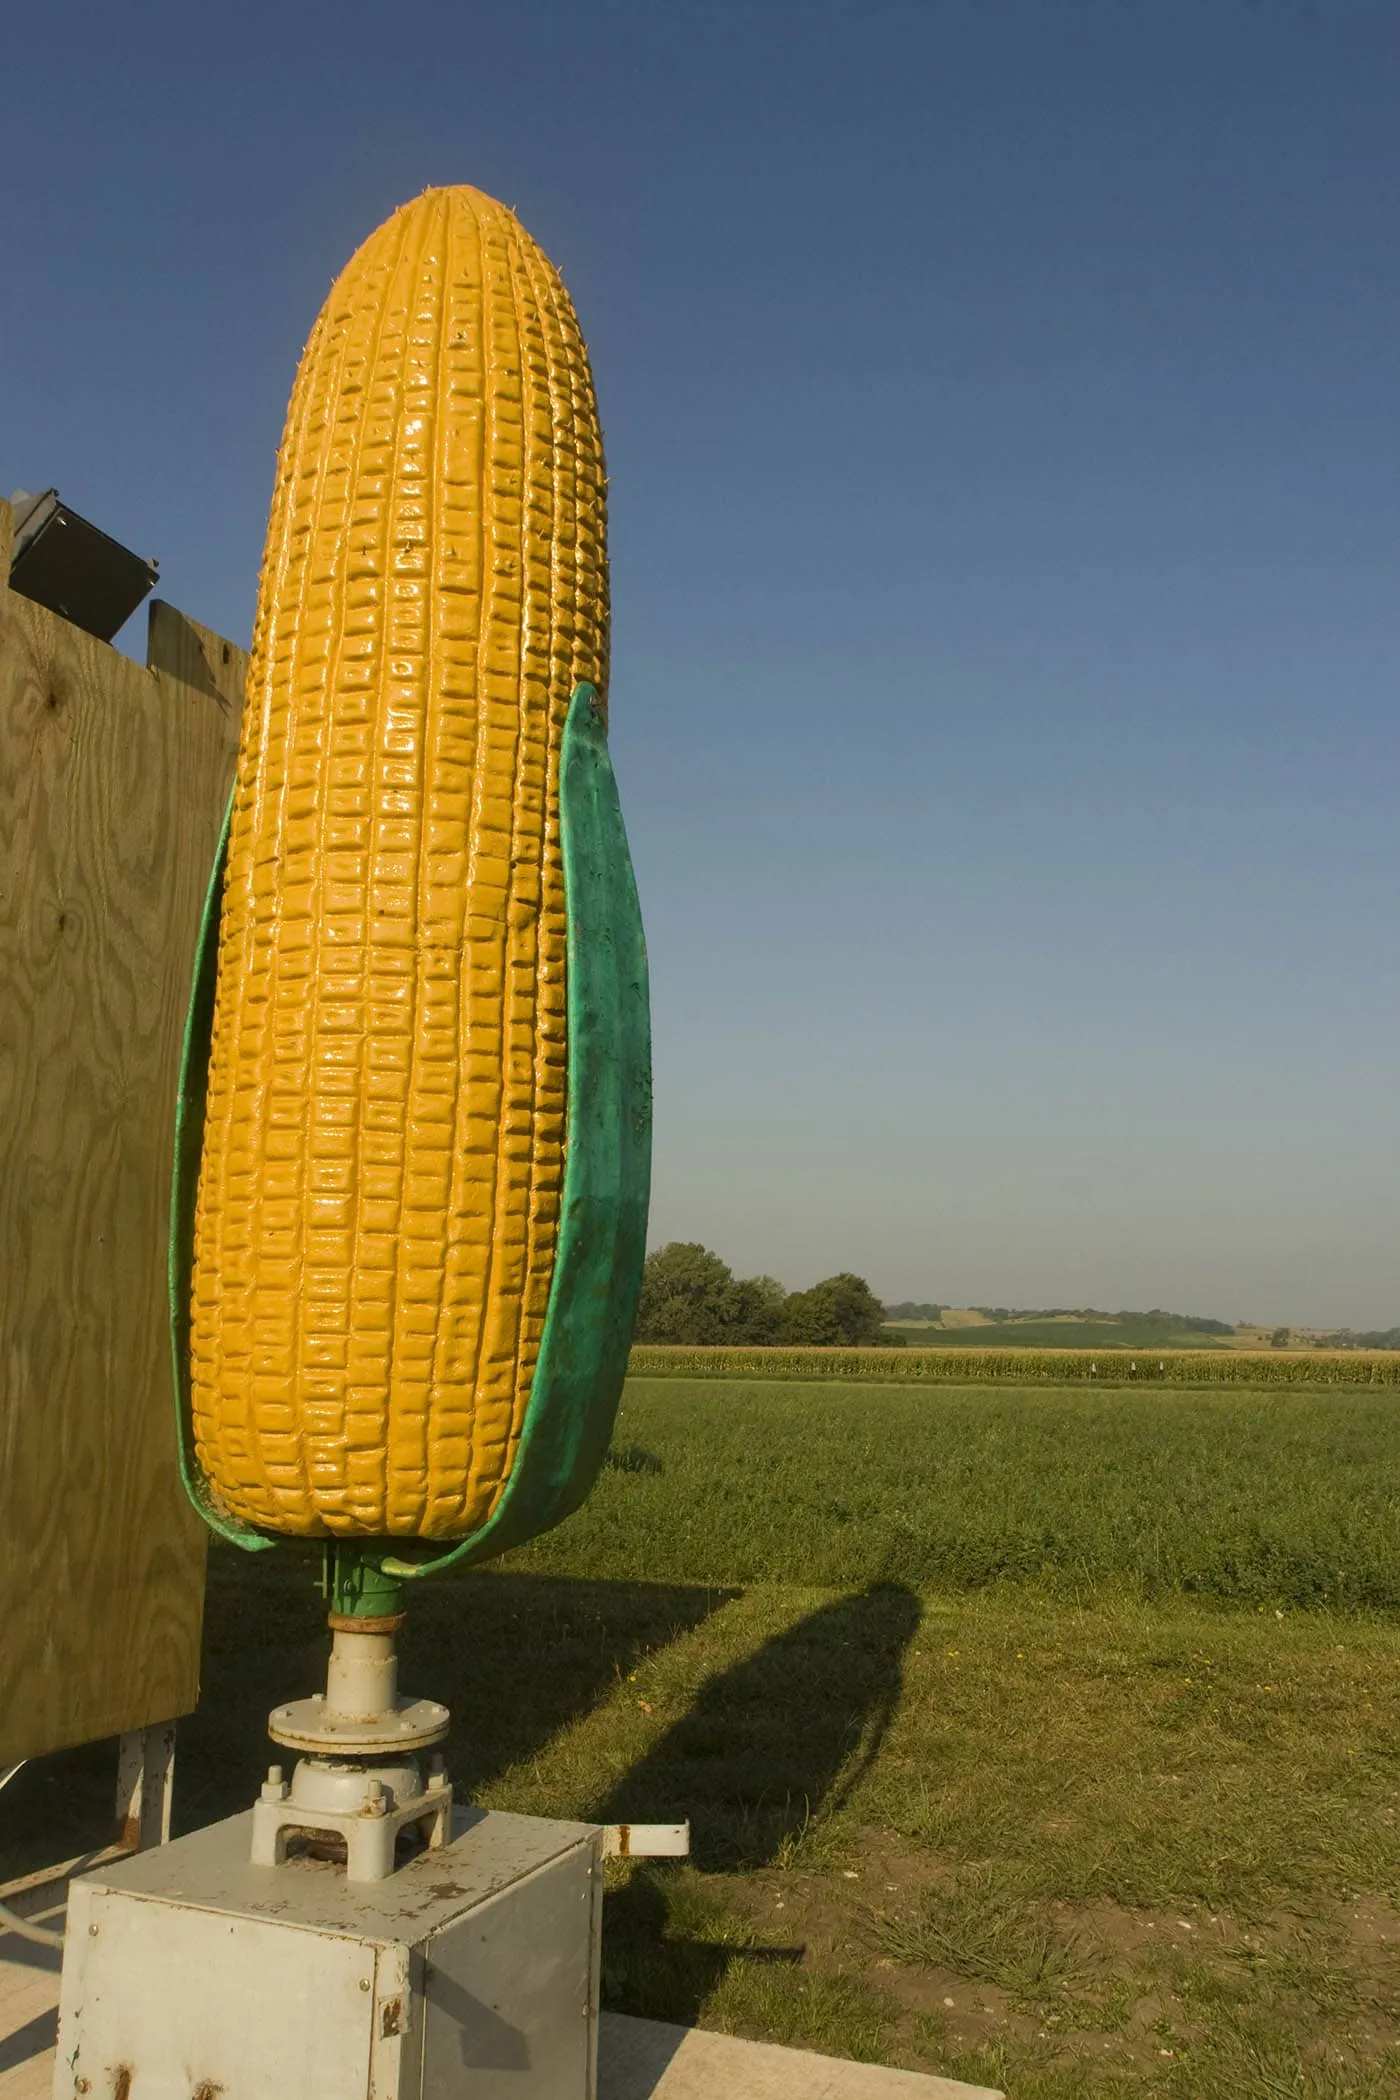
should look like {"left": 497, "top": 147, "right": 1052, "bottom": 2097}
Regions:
{"left": 6, "top": 1379, "right": 1397, "bottom": 2097}
{"left": 502, "top": 1381, "right": 1400, "bottom": 2095}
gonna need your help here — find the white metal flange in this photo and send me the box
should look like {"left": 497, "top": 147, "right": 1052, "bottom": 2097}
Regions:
{"left": 267, "top": 1691, "right": 450, "bottom": 1756}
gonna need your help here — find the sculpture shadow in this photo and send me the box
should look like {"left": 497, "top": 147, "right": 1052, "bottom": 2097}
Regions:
{"left": 591, "top": 1582, "right": 921, "bottom": 2026}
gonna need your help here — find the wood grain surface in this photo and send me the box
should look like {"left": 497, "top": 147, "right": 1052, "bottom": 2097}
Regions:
{"left": 0, "top": 528, "right": 246, "bottom": 1764}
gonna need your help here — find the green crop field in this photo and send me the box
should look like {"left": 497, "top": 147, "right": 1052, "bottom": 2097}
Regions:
{"left": 5, "top": 1375, "right": 1395, "bottom": 2097}
{"left": 630, "top": 1343, "right": 1400, "bottom": 1384}
{"left": 514, "top": 1379, "right": 1400, "bottom": 1609}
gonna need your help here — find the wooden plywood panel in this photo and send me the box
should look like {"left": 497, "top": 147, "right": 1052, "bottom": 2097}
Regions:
{"left": 0, "top": 524, "right": 246, "bottom": 1764}
{"left": 146, "top": 598, "right": 248, "bottom": 720}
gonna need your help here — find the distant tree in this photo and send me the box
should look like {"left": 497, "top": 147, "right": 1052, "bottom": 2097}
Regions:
{"left": 781, "top": 1272, "right": 886, "bottom": 1346}
{"left": 635, "top": 1244, "right": 790, "bottom": 1344}
{"left": 1099, "top": 1308, "right": 1238, "bottom": 1336}
{"left": 635, "top": 1243, "right": 740, "bottom": 1343}
{"left": 731, "top": 1273, "right": 787, "bottom": 1344}
{"left": 1270, "top": 1327, "right": 1290, "bottom": 1349}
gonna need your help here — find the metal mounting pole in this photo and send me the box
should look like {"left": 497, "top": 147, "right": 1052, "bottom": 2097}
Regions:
{"left": 250, "top": 1552, "right": 453, "bottom": 1880}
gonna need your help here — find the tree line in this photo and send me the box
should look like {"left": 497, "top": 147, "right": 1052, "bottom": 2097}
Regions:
{"left": 635, "top": 1243, "right": 887, "bottom": 1347}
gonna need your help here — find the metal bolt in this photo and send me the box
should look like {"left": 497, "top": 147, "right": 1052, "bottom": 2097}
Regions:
{"left": 268, "top": 1764, "right": 282, "bottom": 1786}
{"left": 359, "top": 1977, "right": 372, "bottom": 1992}
{"left": 88, "top": 1923, "right": 98, "bottom": 1936}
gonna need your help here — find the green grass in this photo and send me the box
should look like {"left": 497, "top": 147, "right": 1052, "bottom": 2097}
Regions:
{"left": 506, "top": 1380, "right": 1400, "bottom": 1610}
{"left": 483, "top": 1577, "right": 1397, "bottom": 2095}
{"left": 483, "top": 1578, "right": 1399, "bottom": 2097}
{"left": 6, "top": 1377, "right": 1397, "bottom": 2098}
{"left": 868, "top": 1862, "right": 1095, "bottom": 2000}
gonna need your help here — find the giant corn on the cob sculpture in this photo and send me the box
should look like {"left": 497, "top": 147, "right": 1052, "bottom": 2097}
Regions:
{"left": 170, "top": 186, "right": 650, "bottom": 1567}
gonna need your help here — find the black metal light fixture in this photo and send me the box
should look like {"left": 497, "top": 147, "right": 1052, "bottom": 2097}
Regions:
{"left": 7, "top": 488, "right": 159, "bottom": 643}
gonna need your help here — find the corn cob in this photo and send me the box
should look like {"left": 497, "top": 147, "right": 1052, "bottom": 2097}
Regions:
{"left": 187, "top": 187, "right": 616, "bottom": 1540}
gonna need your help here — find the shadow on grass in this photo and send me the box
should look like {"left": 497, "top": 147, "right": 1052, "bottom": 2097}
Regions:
{"left": 594, "top": 1582, "right": 920, "bottom": 2025}
{"left": 0, "top": 1552, "right": 735, "bottom": 1878}
{"left": 0, "top": 1566, "right": 919, "bottom": 2045}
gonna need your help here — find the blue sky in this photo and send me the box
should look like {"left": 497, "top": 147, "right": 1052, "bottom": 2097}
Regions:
{"left": 5, "top": 1, "right": 1399, "bottom": 1324}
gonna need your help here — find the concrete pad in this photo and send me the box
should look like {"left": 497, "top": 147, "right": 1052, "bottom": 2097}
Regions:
{"left": 598, "top": 2014, "right": 1001, "bottom": 2099}
{"left": 2, "top": 1910, "right": 1001, "bottom": 2100}
{"left": 0, "top": 1903, "right": 62, "bottom": 2100}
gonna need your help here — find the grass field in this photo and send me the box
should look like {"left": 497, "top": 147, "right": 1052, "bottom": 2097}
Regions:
{"left": 515, "top": 1380, "right": 1400, "bottom": 1610}
{"left": 5, "top": 1377, "right": 1396, "bottom": 2097}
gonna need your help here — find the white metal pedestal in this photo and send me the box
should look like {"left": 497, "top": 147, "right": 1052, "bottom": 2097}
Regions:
{"left": 54, "top": 1806, "right": 602, "bottom": 2100}
{"left": 249, "top": 1756, "right": 454, "bottom": 1880}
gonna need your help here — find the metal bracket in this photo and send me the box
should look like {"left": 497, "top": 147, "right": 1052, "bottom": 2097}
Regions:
{"left": 602, "top": 1822, "right": 690, "bottom": 1859}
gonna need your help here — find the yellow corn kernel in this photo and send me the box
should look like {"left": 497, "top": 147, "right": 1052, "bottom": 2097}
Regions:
{"left": 190, "top": 186, "right": 608, "bottom": 1539}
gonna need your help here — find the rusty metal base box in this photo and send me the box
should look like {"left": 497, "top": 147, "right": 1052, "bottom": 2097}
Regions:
{"left": 53, "top": 1806, "right": 603, "bottom": 2100}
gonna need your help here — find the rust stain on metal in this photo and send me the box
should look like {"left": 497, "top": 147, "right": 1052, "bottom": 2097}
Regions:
{"left": 190, "top": 2084, "right": 223, "bottom": 2100}
{"left": 380, "top": 1996, "right": 405, "bottom": 2037}
{"left": 614, "top": 1824, "right": 633, "bottom": 1857}
{"left": 112, "top": 2069, "right": 132, "bottom": 2100}
{"left": 326, "top": 1611, "right": 405, "bottom": 1635}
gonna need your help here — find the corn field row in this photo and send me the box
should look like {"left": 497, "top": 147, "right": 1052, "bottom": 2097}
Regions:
{"left": 627, "top": 1344, "right": 1400, "bottom": 1386}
